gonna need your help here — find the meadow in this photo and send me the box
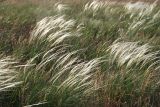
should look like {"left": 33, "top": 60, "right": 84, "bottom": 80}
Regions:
{"left": 0, "top": 0, "right": 160, "bottom": 107}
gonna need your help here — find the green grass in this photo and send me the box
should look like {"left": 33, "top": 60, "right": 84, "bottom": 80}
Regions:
{"left": 0, "top": 1, "right": 160, "bottom": 107}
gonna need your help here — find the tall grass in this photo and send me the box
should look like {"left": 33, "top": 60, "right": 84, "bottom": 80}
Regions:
{"left": 0, "top": 0, "right": 160, "bottom": 106}
{"left": 0, "top": 57, "right": 21, "bottom": 92}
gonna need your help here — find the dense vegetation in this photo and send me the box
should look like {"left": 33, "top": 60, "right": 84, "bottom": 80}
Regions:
{"left": 0, "top": 0, "right": 160, "bottom": 107}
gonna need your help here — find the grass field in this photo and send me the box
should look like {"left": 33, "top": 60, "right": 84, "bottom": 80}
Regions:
{"left": 0, "top": 0, "right": 160, "bottom": 107}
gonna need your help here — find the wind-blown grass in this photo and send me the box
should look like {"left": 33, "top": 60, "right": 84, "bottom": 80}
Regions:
{"left": 16, "top": 14, "right": 105, "bottom": 106}
{"left": 0, "top": 57, "right": 21, "bottom": 92}
{"left": 0, "top": 0, "right": 160, "bottom": 107}
{"left": 108, "top": 40, "right": 160, "bottom": 69}
{"left": 30, "top": 15, "right": 83, "bottom": 46}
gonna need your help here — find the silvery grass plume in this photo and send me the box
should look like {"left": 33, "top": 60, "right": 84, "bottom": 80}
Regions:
{"left": 108, "top": 40, "right": 160, "bottom": 69}
{"left": 126, "top": 3, "right": 159, "bottom": 37}
{"left": 0, "top": 57, "right": 22, "bottom": 92}
{"left": 84, "top": 0, "right": 107, "bottom": 12}
{"left": 26, "top": 15, "right": 105, "bottom": 105}
{"left": 32, "top": 45, "right": 104, "bottom": 92}
{"left": 30, "top": 15, "right": 83, "bottom": 46}
{"left": 55, "top": 57, "right": 104, "bottom": 95}
{"left": 23, "top": 102, "right": 47, "bottom": 107}
{"left": 22, "top": 43, "right": 105, "bottom": 105}
{"left": 54, "top": 2, "right": 69, "bottom": 12}
{"left": 125, "top": 2, "right": 150, "bottom": 12}
{"left": 125, "top": 1, "right": 157, "bottom": 16}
